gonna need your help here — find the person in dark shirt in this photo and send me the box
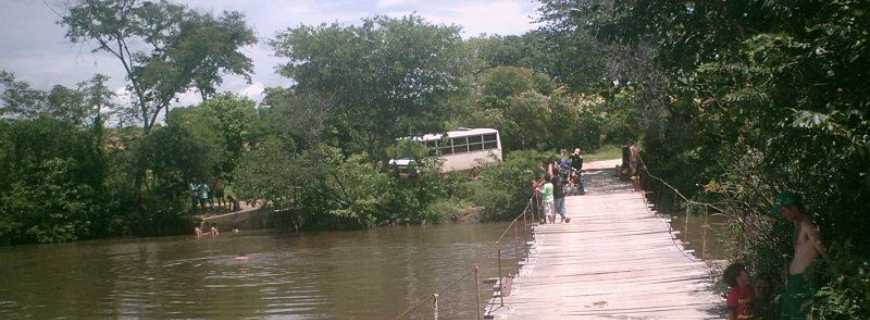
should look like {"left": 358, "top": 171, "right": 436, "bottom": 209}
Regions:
{"left": 570, "top": 148, "right": 584, "bottom": 171}
{"left": 551, "top": 168, "right": 569, "bottom": 223}
{"left": 570, "top": 148, "right": 585, "bottom": 194}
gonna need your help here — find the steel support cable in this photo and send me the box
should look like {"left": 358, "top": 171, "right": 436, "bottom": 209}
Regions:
{"left": 636, "top": 155, "right": 723, "bottom": 265}
{"left": 639, "top": 155, "right": 787, "bottom": 249}
{"left": 495, "top": 200, "right": 531, "bottom": 245}
{"left": 637, "top": 154, "right": 726, "bottom": 214}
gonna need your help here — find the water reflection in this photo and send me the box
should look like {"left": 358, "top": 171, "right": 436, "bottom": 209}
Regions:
{"left": 0, "top": 223, "right": 527, "bottom": 319}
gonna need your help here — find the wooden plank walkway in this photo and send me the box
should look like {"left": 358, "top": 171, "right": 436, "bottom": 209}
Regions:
{"left": 487, "top": 160, "right": 723, "bottom": 319}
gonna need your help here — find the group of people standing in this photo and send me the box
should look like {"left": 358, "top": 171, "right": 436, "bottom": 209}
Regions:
{"left": 722, "top": 192, "right": 827, "bottom": 320}
{"left": 532, "top": 148, "right": 585, "bottom": 224}
{"left": 190, "top": 177, "right": 228, "bottom": 211}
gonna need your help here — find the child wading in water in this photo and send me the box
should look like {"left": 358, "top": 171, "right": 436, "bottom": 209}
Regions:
{"left": 724, "top": 263, "right": 754, "bottom": 320}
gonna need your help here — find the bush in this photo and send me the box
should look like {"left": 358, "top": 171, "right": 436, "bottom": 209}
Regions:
{"left": 425, "top": 198, "right": 473, "bottom": 223}
{"left": 0, "top": 117, "right": 107, "bottom": 244}
{"left": 468, "top": 150, "right": 551, "bottom": 220}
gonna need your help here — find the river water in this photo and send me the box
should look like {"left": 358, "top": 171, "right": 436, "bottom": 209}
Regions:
{"left": 668, "top": 212, "right": 730, "bottom": 260}
{"left": 0, "top": 223, "right": 528, "bottom": 319}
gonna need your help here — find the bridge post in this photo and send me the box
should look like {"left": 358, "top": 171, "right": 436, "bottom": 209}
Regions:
{"left": 702, "top": 206, "right": 709, "bottom": 260}
{"left": 474, "top": 265, "right": 481, "bottom": 320}
{"left": 513, "top": 222, "right": 519, "bottom": 252}
{"left": 497, "top": 249, "right": 503, "bottom": 306}
{"left": 433, "top": 293, "right": 439, "bottom": 320}
{"left": 684, "top": 203, "right": 690, "bottom": 240}
{"left": 522, "top": 209, "right": 527, "bottom": 229}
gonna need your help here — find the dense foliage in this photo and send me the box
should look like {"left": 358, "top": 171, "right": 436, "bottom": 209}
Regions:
{"left": 537, "top": 0, "right": 870, "bottom": 318}
{"left": 1, "top": 0, "right": 259, "bottom": 242}
{"left": 0, "top": 117, "right": 106, "bottom": 244}
{"left": 3, "top": 2, "right": 866, "bottom": 317}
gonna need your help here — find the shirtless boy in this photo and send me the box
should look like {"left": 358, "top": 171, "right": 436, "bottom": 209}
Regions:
{"left": 774, "top": 192, "right": 826, "bottom": 320}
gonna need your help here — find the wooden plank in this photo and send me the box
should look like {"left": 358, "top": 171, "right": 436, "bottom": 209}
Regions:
{"left": 486, "top": 160, "right": 722, "bottom": 319}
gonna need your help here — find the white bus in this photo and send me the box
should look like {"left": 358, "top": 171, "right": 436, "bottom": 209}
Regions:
{"left": 417, "top": 128, "right": 503, "bottom": 172}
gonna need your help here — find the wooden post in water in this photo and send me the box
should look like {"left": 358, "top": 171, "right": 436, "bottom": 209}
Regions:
{"left": 497, "top": 248, "right": 504, "bottom": 306}
{"left": 683, "top": 202, "right": 690, "bottom": 241}
{"left": 702, "top": 206, "right": 709, "bottom": 260}
{"left": 474, "top": 265, "right": 481, "bottom": 320}
{"left": 433, "top": 293, "right": 439, "bottom": 320}
{"left": 522, "top": 209, "right": 527, "bottom": 229}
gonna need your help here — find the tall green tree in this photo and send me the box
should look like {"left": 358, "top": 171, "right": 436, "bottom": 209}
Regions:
{"left": 168, "top": 94, "right": 257, "bottom": 180}
{"left": 271, "top": 15, "right": 473, "bottom": 158}
{"left": 61, "top": 0, "right": 256, "bottom": 133}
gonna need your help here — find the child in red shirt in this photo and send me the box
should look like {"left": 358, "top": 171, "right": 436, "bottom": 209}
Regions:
{"left": 724, "top": 263, "right": 754, "bottom": 320}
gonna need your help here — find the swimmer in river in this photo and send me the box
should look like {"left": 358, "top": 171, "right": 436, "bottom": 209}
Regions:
{"left": 194, "top": 225, "right": 203, "bottom": 239}
{"left": 234, "top": 253, "right": 249, "bottom": 261}
{"left": 209, "top": 223, "right": 219, "bottom": 239}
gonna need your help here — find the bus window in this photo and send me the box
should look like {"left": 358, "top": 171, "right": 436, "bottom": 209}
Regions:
{"left": 452, "top": 137, "right": 469, "bottom": 153}
{"left": 468, "top": 135, "right": 483, "bottom": 151}
{"left": 439, "top": 141, "right": 453, "bottom": 155}
{"left": 483, "top": 133, "right": 498, "bottom": 149}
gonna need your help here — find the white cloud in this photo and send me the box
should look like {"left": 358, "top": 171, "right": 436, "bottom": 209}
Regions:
{"left": 378, "top": 0, "right": 419, "bottom": 8}
{"left": 240, "top": 82, "right": 265, "bottom": 100}
{"left": 420, "top": 1, "right": 537, "bottom": 37}
{"left": 174, "top": 88, "right": 203, "bottom": 107}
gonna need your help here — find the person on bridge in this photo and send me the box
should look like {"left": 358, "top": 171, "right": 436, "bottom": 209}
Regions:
{"left": 551, "top": 168, "right": 570, "bottom": 223}
{"left": 621, "top": 141, "right": 631, "bottom": 179}
{"left": 570, "top": 148, "right": 585, "bottom": 194}
{"left": 536, "top": 174, "right": 555, "bottom": 224}
{"left": 629, "top": 141, "right": 641, "bottom": 191}
{"left": 723, "top": 262, "right": 755, "bottom": 320}
{"left": 774, "top": 192, "right": 826, "bottom": 320}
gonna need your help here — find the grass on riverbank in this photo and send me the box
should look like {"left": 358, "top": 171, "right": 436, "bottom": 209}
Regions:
{"left": 585, "top": 144, "right": 622, "bottom": 162}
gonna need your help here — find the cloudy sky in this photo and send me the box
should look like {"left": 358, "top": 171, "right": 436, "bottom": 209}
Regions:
{"left": 0, "top": 0, "right": 540, "bottom": 105}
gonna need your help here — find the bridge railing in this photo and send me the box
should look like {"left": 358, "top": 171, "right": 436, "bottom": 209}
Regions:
{"left": 392, "top": 198, "right": 537, "bottom": 320}
{"left": 636, "top": 155, "right": 728, "bottom": 260}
